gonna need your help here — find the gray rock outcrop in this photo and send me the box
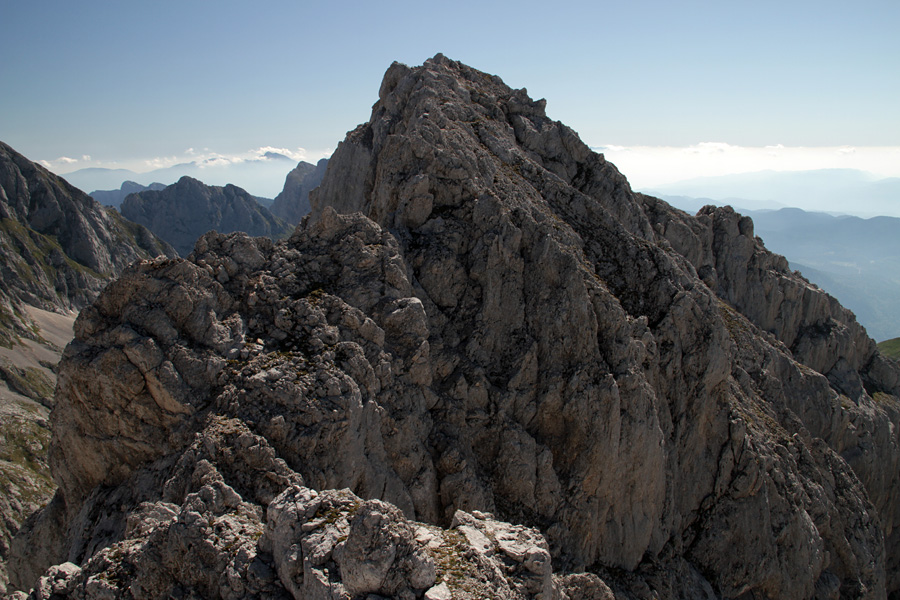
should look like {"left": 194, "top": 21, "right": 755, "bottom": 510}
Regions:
{"left": 0, "top": 141, "right": 172, "bottom": 593}
{"left": 121, "top": 176, "right": 292, "bottom": 256}
{"left": 270, "top": 158, "right": 329, "bottom": 224}
{"left": 7, "top": 55, "right": 900, "bottom": 599}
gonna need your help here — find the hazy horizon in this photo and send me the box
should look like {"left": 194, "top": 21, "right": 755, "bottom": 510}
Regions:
{"left": 3, "top": 1, "right": 897, "bottom": 209}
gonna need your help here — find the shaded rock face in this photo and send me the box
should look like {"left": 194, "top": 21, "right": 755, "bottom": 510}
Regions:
{"left": 8, "top": 56, "right": 900, "bottom": 599}
{"left": 120, "top": 176, "right": 292, "bottom": 256}
{"left": 0, "top": 384, "right": 54, "bottom": 596}
{"left": 0, "top": 142, "right": 172, "bottom": 594}
{"left": 270, "top": 158, "right": 329, "bottom": 225}
{"left": 0, "top": 141, "right": 176, "bottom": 316}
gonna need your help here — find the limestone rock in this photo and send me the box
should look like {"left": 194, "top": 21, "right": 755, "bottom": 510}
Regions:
{"left": 0, "top": 141, "right": 176, "bottom": 323}
{"left": 270, "top": 158, "right": 329, "bottom": 225}
{"left": 7, "top": 56, "right": 900, "bottom": 600}
{"left": 121, "top": 175, "right": 292, "bottom": 256}
{"left": 0, "top": 396, "right": 53, "bottom": 595}
{"left": 7, "top": 419, "right": 563, "bottom": 600}
{"left": 0, "top": 141, "right": 172, "bottom": 593}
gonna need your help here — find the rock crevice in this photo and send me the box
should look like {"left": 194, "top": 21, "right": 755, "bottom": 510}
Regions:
{"left": 7, "top": 55, "right": 900, "bottom": 599}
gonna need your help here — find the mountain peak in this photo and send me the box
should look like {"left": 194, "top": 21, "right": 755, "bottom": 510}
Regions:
{"left": 8, "top": 57, "right": 900, "bottom": 599}
{"left": 120, "top": 177, "right": 289, "bottom": 256}
{"left": 312, "top": 52, "right": 642, "bottom": 238}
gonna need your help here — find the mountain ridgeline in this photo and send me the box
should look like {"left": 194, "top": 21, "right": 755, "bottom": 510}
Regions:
{"left": 657, "top": 200, "right": 900, "bottom": 342}
{"left": 89, "top": 181, "right": 167, "bottom": 208}
{"left": 0, "top": 141, "right": 176, "bottom": 594}
{"left": 6, "top": 56, "right": 900, "bottom": 599}
{"left": 270, "top": 157, "right": 329, "bottom": 224}
{"left": 120, "top": 176, "right": 292, "bottom": 256}
{"left": 0, "top": 141, "right": 176, "bottom": 332}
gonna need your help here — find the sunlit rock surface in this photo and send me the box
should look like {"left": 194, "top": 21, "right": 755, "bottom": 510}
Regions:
{"left": 7, "top": 55, "right": 900, "bottom": 599}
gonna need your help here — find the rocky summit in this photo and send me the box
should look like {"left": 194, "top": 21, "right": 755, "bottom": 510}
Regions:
{"left": 121, "top": 176, "right": 292, "bottom": 257}
{"left": 6, "top": 55, "right": 900, "bottom": 599}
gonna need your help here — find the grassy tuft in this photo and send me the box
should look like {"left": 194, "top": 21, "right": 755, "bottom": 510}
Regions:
{"left": 877, "top": 337, "right": 900, "bottom": 361}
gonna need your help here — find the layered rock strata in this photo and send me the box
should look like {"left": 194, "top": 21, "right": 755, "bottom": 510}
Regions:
{"left": 7, "top": 55, "right": 900, "bottom": 599}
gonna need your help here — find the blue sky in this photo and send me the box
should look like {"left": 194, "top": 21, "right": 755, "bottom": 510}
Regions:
{"left": 2, "top": 0, "right": 898, "bottom": 187}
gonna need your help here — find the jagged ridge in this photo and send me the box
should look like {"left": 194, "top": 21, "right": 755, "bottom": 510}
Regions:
{"left": 121, "top": 176, "right": 292, "bottom": 256}
{"left": 6, "top": 55, "right": 900, "bottom": 599}
{"left": 0, "top": 141, "right": 176, "bottom": 319}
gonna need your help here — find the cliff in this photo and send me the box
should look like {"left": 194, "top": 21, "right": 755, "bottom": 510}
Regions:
{"left": 270, "top": 158, "right": 329, "bottom": 225}
{"left": 0, "top": 141, "right": 174, "bottom": 593}
{"left": 0, "top": 141, "right": 176, "bottom": 319}
{"left": 6, "top": 56, "right": 900, "bottom": 599}
{"left": 120, "top": 176, "right": 292, "bottom": 256}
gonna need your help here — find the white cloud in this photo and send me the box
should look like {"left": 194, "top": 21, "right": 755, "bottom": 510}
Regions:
{"left": 144, "top": 155, "right": 180, "bottom": 169}
{"left": 41, "top": 155, "right": 83, "bottom": 171}
{"left": 686, "top": 142, "right": 737, "bottom": 154}
{"left": 255, "top": 146, "right": 309, "bottom": 161}
{"left": 199, "top": 156, "right": 238, "bottom": 167}
{"left": 45, "top": 145, "right": 332, "bottom": 178}
{"left": 590, "top": 143, "right": 900, "bottom": 188}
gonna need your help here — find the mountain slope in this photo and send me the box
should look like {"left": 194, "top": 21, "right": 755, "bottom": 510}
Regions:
{"left": 0, "top": 141, "right": 174, "bottom": 594}
{"left": 0, "top": 141, "right": 176, "bottom": 329}
{"left": 658, "top": 201, "right": 900, "bottom": 341}
{"left": 120, "top": 176, "right": 292, "bottom": 256}
{"left": 8, "top": 56, "right": 900, "bottom": 599}
{"left": 880, "top": 338, "right": 900, "bottom": 361}
{"left": 270, "top": 158, "right": 329, "bottom": 224}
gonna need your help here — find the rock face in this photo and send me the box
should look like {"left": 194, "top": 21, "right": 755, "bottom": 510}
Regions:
{"left": 121, "top": 176, "right": 292, "bottom": 256}
{"left": 0, "top": 141, "right": 176, "bottom": 319}
{"left": 0, "top": 141, "right": 172, "bottom": 594}
{"left": 7, "top": 55, "right": 900, "bottom": 599}
{"left": 89, "top": 181, "right": 166, "bottom": 208}
{"left": 270, "top": 158, "right": 329, "bottom": 224}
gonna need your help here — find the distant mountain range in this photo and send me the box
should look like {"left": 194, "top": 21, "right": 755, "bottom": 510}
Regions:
{"left": 659, "top": 197, "right": 900, "bottom": 341}
{"left": 646, "top": 169, "right": 900, "bottom": 218}
{"left": 120, "top": 176, "right": 292, "bottom": 256}
{"left": 60, "top": 151, "right": 301, "bottom": 199}
{"left": 89, "top": 181, "right": 167, "bottom": 207}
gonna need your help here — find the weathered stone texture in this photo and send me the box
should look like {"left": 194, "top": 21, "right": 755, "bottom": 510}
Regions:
{"left": 6, "top": 55, "right": 900, "bottom": 599}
